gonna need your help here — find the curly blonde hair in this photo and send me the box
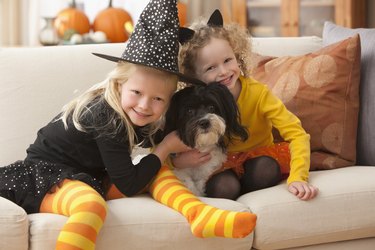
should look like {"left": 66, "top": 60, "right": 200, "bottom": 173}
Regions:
{"left": 179, "top": 20, "right": 252, "bottom": 79}
{"left": 60, "top": 62, "right": 177, "bottom": 149}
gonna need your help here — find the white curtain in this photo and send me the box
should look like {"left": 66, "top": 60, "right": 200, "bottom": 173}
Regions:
{"left": 22, "top": 0, "right": 41, "bottom": 46}
{"left": 0, "top": 0, "right": 21, "bottom": 46}
{"left": 0, "top": 0, "right": 40, "bottom": 47}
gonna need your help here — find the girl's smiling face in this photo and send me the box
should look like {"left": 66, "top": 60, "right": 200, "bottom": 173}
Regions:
{"left": 194, "top": 37, "right": 241, "bottom": 94}
{"left": 120, "top": 67, "right": 176, "bottom": 126}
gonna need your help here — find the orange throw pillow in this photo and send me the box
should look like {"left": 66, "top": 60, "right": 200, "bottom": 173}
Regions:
{"left": 251, "top": 35, "right": 361, "bottom": 170}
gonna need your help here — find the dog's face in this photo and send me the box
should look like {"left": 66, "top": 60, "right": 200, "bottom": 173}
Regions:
{"left": 164, "top": 83, "right": 248, "bottom": 151}
{"left": 171, "top": 98, "right": 226, "bottom": 151}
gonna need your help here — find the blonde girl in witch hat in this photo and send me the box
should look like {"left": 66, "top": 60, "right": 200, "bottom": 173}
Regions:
{"left": 0, "top": 1, "right": 256, "bottom": 249}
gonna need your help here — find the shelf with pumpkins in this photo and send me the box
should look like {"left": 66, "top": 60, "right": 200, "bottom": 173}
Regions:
{"left": 39, "top": 0, "right": 188, "bottom": 46}
{"left": 40, "top": 0, "right": 134, "bottom": 46}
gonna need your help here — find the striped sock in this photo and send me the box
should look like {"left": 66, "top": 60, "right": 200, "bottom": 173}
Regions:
{"left": 40, "top": 180, "right": 107, "bottom": 250}
{"left": 150, "top": 166, "right": 257, "bottom": 238}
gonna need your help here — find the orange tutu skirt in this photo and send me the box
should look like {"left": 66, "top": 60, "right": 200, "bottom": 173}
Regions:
{"left": 221, "top": 142, "right": 291, "bottom": 178}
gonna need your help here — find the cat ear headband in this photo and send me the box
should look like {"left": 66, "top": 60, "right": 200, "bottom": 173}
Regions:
{"left": 179, "top": 9, "right": 223, "bottom": 45}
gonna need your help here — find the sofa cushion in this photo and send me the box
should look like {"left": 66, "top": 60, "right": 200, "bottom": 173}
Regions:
{"left": 28, "top": 195, "right": 253, "bottom": 250}
{"left": 251, "top": 35, "right": 361, "bottom": 170}
{"left": 0, "top": 43, "right": 124, "bottom": 166}
{"left": 323, "top": 21, "right": 375, "bottom": 166}
{"left": 0, "top": 197, "right": 29, "bottom": 250}
{"left": 251, "top": 36, "right": 323, "bottom": 57}
{"left": 237, "top": 166, "right": 375, "bottom": 249}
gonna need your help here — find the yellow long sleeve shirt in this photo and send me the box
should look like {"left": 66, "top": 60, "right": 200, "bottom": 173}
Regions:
{"left": 228, "top": 76, "right": 311, "bottom": 184}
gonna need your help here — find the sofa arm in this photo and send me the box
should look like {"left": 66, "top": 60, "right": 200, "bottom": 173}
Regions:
{"left": 0, "top": 197, "right": 29, "bottom": 250}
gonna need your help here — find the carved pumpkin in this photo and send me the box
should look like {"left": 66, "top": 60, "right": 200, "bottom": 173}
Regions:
{"left": 54, "top": 0, "right": 90, "bottom": 38}
{"left": 177, "top": 0, "right": 187, "bottom": 27}
{"left": 93, "top": 0, "right": 133, "bottom": 43}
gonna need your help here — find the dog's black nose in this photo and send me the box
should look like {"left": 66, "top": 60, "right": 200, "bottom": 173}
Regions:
{"left": 198, "top": 119, "right": 210, "bottom": 129}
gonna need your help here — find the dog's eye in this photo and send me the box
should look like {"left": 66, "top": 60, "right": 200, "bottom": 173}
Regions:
{"left": 187, "top": 108, "right": 194, "bottom": 116}
{"left": 208, "top": 105, "right": 215, "bottom": 112}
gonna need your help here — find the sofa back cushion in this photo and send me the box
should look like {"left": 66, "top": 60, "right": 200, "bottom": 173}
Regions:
{"left": 323, "top": 22, "right": 375, "bottom": 166}
{"left": 251, "top": 36, "right": 323, "bottom": 57}
{"left": 0, "top": 38, "right": 322, "bottom": 167}
{"left": 0, "top": 43, "right": 124, "bottom": 166}
{"left": 251, "top": 35, "right": 361, "bottom": 170}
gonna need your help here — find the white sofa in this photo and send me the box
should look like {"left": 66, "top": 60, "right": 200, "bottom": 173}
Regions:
{"left": 1, "top": 37, "right": 375, "bottom": 250}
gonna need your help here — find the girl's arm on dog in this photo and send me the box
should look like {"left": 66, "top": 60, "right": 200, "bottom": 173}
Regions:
{"left": 152, "top": 131, "right": 191, "bottom": 164}
{"left": 172, "top": 150, "right": 212, "bottom": 169}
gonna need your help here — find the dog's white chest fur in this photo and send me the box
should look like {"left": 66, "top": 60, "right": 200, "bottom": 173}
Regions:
{"left": 173, "top": 148, "right": 227, "bottom": 196}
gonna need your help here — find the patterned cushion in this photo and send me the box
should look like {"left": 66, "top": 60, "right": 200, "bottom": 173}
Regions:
{"left": 323, "top": 21, "right": 375, "bottom": 166}
{"left": 251, "top": 35, "right": 361, "bottom": 170}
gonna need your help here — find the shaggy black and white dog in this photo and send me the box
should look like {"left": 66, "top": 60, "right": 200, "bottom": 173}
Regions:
{"left": 164, "top": 83, "right": 248, "bottom": 196}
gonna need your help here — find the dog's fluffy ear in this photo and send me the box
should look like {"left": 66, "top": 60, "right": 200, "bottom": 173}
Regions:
{"left": 164, "top": 91, "right": 182, "bottom": 136}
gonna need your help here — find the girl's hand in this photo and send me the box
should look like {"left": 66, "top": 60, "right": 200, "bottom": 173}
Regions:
{"left": 288, "top": 181, "right": 319, "bottom": 201}
{"left": 172, "top": 150, "right": 212, "bottom": 169}
{"left": 152, "top": 131, "right": 191, "bottom": 163}
{"left": 162, "top": 131, "right": 191, "bottom": 153}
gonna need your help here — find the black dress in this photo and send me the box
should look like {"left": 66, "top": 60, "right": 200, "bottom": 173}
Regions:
{"left": 0, "top": 98, "right": 162, "bottom": 214}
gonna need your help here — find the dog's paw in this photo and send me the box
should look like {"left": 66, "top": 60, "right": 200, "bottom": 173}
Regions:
{"left": 195, "top": 180, "right": 207, "bottom": 197}
{"left": 186, "top": 183, "right": 203, "bottom": 196}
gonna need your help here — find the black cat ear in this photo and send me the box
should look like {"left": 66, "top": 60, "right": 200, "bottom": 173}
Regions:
{"left": 207, "top": 9, "right": 223, "bottom": 27}
{"left": 179, "top": 9, "right": 222, "bottom": 45}
{"left": 179, "top": 27, "right": 195, "bottom": 44}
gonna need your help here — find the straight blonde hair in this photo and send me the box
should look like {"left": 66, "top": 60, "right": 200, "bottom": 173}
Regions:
{"left": 60, "top": 62, "right": 178, "bottom": 150}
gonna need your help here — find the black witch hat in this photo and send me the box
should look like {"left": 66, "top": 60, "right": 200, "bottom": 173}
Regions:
{"left": 93, "top": 0, "right": 204, "bottom": 86}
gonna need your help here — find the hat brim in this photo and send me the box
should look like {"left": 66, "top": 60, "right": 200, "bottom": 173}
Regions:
{"left": 92, "top": 53, "right": 205, "bottom": 86}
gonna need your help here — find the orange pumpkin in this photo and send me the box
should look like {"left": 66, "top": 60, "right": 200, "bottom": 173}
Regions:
{"left": 54, "top": 0, "right": 90, "bottom": 38}
{"left": 93, "top": 0, "right": 133, "bottom": 43}
{"left": 177, "top": 0, "right": 187, "bottom": 27}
